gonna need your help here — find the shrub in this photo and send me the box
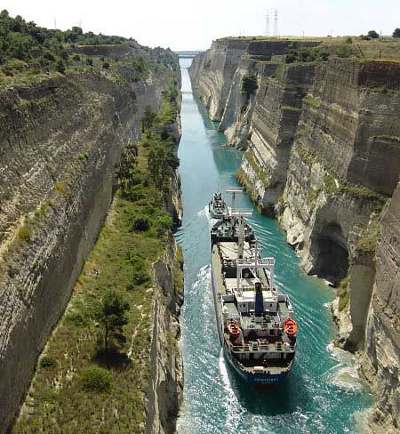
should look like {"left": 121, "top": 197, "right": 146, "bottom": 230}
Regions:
{"left": 319, "top": 50, "right": 330, "bottom": 61}
{"left": 298, "top": 48, "right": 316, "bottom": 62}
{"left": 285, "top": 51, "right": 297, "bottom": 63}
{"left": 338, "top": 278, "right": 350, "bottom": 311}
{"left": 102, "top": 61, "right": 110, "bottom": 69}
{"left": 132, "top": 268, "right": 150, "bottom": 285}
{"left": 368, "top": 30, "right": 379, "bottom": 39}
{"left": 393, "top": 28, "right": 400, "bottom": 38}
{"left": 95, "top": 290, "right": 129, "bottom": 354}
{"left": 56, "top": 59, "right": 65, "bottom": 73}
{"left": 155, "top": 214, "right": 173, "bottom": 236}
{"left": 336, "top": 45, "right": 352, "bottom": 58}
{"left": 345, "top": 37, "right": 353, "bottom": 44}
{"left": 39, "top": 356, "right": 57, "bottom": 369}
{"left": 132, "top": 216, "right": 150, "bottom": 232}
{"left": 79, "top": 366, "right": 112, "bottom": 392}
{"left": 17, "top": 223, "right": 32, "bottom": 242}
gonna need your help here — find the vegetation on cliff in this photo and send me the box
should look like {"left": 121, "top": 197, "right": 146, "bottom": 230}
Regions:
{"left": 14, "top": 88, "right": 181, "bottom": 433}
{"left": 0, "top": 10, "right": 178, "bottom": 87}
{"left": 0, "top": 9, "right": 129, "bottom": 66}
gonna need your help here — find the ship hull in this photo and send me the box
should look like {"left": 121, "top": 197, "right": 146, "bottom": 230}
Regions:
{"left": 211, "top": 268, "right": 291, "bottom": 386}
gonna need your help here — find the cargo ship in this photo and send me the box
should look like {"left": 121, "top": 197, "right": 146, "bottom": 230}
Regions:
{"left": 210, "top": 198, "right": 297, "bottom": 385}
{"left": 208, "top": 192, "right": 228, "bottom": 219}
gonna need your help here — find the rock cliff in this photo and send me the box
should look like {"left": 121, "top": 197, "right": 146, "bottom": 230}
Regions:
{"left": 361, "top": 181, "right": 400, "bottom": 432}
{"left": 0, "top": 46, "right": 181, "bottom": 431}
{"left": 190, "top": 38, "right": 400, "bottom": 432}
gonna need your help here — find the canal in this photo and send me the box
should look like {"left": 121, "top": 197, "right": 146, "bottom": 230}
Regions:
{"left": 175, "top": 57, "right": 371, "bottom": 434}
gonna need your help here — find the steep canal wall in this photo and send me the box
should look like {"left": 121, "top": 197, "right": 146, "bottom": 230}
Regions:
{"left": 0, "top": 43, "right": 183, "bottom": 432}
{"left": 190, "top": 38, "right": 400, "bottom": 432}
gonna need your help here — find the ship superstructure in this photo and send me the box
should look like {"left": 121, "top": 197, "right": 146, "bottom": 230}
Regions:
{"left": 210, "top": 196, "right": 297, "bottom": 384}
{"left": 208, "top": 192, "right": 228, "bottom": 219}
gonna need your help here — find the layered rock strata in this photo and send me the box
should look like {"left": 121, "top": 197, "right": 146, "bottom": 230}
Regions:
{"left": 0, "top": 52, "right": 181, "bottom": 431}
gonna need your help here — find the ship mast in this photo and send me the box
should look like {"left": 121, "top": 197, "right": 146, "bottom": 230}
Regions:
{"left": 238, "top": 216, "right": 245, "bottom": 259}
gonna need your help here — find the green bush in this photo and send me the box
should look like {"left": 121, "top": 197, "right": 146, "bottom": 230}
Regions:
{"left": 56, "top": 59, "right": 65, "bottom": 73}
{"left": 17, "top": 223, "right": 32, "bottom": 243}
{"left": 155, "top": 214, "right": 173, "bottom": 236}
{"left": 336, "top": 45, "right": 352, "bottom": 58}
{"left": 368, "top": 30, "right": 379, "bottom": 39}
{"left": 95, "top": 290, "right": 129, "bottom": 353}
{"left": 79, "top": 366, "right": 112, "bottom": 392}
{"left": 132, "top": 216, "right": 150, "bottom": 232}
{"left": 39, "top": 356, "right": 57, "bottom": 369}
{"left": 338, "top": 278, "right": 350, "bottom": 312}
{"left": 393, "top": 28, "right": 400, "bottom": 38}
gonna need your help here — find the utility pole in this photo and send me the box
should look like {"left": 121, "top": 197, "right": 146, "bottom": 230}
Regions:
{"left": 273, "top": 9, "right": 279, "bottom": 38}
{"left": 265, "top": 11, "right": 270, "bottom": 37}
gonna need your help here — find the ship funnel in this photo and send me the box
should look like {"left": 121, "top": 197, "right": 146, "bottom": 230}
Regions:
{"left": 254, "top": 281, "right": 264, "bottom": 316}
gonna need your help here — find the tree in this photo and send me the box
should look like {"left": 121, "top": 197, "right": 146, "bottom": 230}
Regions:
{"left": 368, "top": 30, "right": 379, "bottom": 39}
{"left": 393, "top": 28, "right": 400, "bottom": 38}
{"left": 55, "top": 59, "right": 65, "bottom": 73}
{"left": 96, "top": 290, "right": 129, "bottom": 354}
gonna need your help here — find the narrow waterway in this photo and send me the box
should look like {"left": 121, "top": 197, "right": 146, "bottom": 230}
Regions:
{"left": 175, "top": 58, "right": 371, "bottom": 434}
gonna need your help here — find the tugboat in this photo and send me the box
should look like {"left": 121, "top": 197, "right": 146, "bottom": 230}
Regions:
{"left": 208, "top": 192, "right": 228, "bottom": 219}
{"left": 210, "top": 201, "right": 297, "bottom": 385}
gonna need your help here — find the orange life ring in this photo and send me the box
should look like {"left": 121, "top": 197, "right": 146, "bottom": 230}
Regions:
{"left": 284, "top": 319, "right": 298, "bottom": 336}
{"left": 228, "top": 321, "right": 241, "bottom": 337}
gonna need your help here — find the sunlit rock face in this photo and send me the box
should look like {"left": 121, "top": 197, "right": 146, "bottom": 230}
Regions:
{"left": 190, "top": 41, "right": 400, "bottom": 431}
{"left": 0, "top": 50, "right": 179, "bottom": 431}
{"left": 362, "top": 181, "right": 400, "bottom": 433}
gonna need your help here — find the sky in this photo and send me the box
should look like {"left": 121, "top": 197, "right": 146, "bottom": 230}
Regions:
{"left": 1, "top": 0, "right": 399, "bottom": 51}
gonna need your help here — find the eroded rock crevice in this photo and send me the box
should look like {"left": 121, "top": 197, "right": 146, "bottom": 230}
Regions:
{"left": 310, "top": 223, "right": 349, "bottom": 286}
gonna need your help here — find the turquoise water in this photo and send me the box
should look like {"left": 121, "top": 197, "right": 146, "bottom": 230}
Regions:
{"left": 175, "top": 58, "right": 371, "bottom": 434}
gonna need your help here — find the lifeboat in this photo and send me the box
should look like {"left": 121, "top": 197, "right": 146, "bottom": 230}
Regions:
{"left": 227, "top": 321, "right": 241, "bottom": 337}
{"left": 283, "top": 318, "right": 298, "bottom": 337}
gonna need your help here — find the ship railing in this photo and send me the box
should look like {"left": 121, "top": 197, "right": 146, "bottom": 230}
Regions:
{"left": 236, "top": 257, "right": 275, "bottom": 268}
{"left": 230, "top": 342, "right": 295, "bottom": 353}
{"left": 229, "top": 208, "right": 253, "bottom": 217}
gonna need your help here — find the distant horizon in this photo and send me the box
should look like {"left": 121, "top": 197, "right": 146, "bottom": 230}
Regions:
{"left": 2, "top": 0, "right": 400, "bottom": 51}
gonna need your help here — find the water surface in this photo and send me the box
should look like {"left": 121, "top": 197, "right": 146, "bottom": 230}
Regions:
{"left": 176, "top": 58, "right": 371, "bottom": 434}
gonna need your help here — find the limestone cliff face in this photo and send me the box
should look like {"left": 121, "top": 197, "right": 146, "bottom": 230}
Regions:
{"left": 146, "top": 239, "right": 183, "bottom": 434}
{"left": 218, "top": 56, "right": 258, "bottom": 148}
{"left": 278, "top": 60, "right": 400, "bottom": 346}
{"left": 0, "top": 53, "right": 179, "bottom": 430}
{"left": 190, "top": 39, "right": 250, "bottom": 120}
{"left": 191, "top": 41, "right": 400, "bottom": 431}
{"left": 361, "top": 182, "right": 400, "bottom": 433}
{"left": 240, "top": 62, "right": 315, "bottom": 213}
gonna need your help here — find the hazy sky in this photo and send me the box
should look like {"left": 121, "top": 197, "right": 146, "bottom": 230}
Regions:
{"left": 1, "top": 0, "right": 399, "bottom": 50}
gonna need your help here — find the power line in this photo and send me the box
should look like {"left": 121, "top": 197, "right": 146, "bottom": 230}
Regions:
{"left": 273, "top": 9, "right": 279, "bottom": 37}
{"left": 265, "top": 8, "right": 279, "bottom": 38}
